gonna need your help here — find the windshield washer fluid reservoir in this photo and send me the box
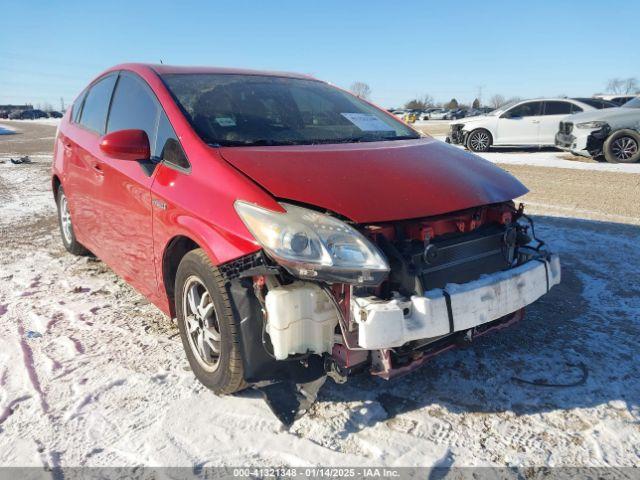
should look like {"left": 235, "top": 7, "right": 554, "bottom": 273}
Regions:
{"left": 265, "top": 282, "right": 338, "bottom": 360}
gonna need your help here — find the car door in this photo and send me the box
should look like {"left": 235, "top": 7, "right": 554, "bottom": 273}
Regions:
{"left": 495, "top": 101, "right": 543, "bottom": 145}
{"left": 96, "top": 72, "right": 163, "bottom": 299}
{"left": 64, "top": 74, "right": 118, "bottom": 253}
{"left": 539, "top": 101, "right": 576, "bottom": 145}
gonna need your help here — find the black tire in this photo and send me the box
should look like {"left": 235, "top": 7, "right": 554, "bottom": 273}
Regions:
{"left": 466, "top": 129, "right": 492, "bottom": 152}
{"left": 603, "top": 129, "right": 640, "bottom": 163}
{"left": 175, "top": 249, "right": 247, "bottom": 394}
{"left": 56, "top": 187, "right": 89, "bottom": 255}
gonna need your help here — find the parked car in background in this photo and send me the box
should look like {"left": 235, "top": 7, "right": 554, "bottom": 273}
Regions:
{"left": 593, "top": 94, "right": 638, "bottom": 106}
{"left": 427, "top": 108, "right": 450, "bottom": 120}
{"left": 448, "top": 98, "right": 607, "bottom": 152}
{"left": 47, "top": 110, "right": 64, "bottom": 118}
{"left": 8, "top": 110, "right": 23, "bottom": 119}
{"left": 556, "top": 96, "right": 640, "bottom": 163}
{"left": 0, "top": 110, "right": 9, "bottom": 119}
{"left": 52, "top": 63, "right": 560, "bottom": 421}
{"left": 444, "top": 108, "right": 466, "bottom": 120}
{"left": 12, "top": 109, "right": 48, "bottom": 120}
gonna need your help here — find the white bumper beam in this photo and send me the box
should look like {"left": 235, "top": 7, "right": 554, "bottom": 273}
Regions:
{"left": 353, "top": 255, "right": 561, "bottom": 349}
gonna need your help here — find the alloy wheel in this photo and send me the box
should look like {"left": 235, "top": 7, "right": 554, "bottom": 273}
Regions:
{"left": 59, "top": 194, "right": 73, "bottom": 244}
{"left": 611, "top": 136, "right": 638, "bottom": 161}
{"left": 469, "top": 131, "right": 490, "bottom": 151}
{"left": 182, "top": 275, "right": 222, "bottom": 372}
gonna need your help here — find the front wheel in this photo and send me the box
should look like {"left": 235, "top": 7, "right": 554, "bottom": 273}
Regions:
{"left": 603, "top": 130, "right": 640, "bottom": 163}
{"left": 175, "top": 249, "right": 247, "bottom": 394}
{"left": 466, "top": 129, "right": 492, "bottom": 152}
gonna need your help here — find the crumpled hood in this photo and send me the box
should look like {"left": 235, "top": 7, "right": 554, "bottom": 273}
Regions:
{"left": 566, "top": 106, "right": 640, "bottom": 125}
{"left": 219, "top": 138, "right": 528, "bottom": 223}
{"left": 453, "top": 114, "right": 493, "bottom": 125}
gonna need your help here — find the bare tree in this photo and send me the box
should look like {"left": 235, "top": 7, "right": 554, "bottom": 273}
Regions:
{"left": 350, "top": 81, "right": 371, "bottom": 99}
{"left": 422, "top": 94, "right": 435, "bottom": 108}
{"left": 472, "top": 98, "right": 480, "bottom": 109}
{"left": 623, "top": 77, "right": 639, "bottom": 94}
{"left": 607, "top": 77, "right": 639, "bottom": 94}
{"left": 489, "top": 94, "right": 506, "bottom": 109}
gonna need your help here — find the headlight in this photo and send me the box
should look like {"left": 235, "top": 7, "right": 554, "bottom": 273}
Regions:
{"left": 576, "top": 121, "right": 608, "bottom": 129}
{"left": 235, "top": 201, "right": 389, "bottom": 285}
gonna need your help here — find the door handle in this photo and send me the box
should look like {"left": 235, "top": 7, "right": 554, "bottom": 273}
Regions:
{"left": 532, "top": 120, "right": 540, "bottom": 124}
{"left": 91, "top": 162, "right": 104, "bottom": 174}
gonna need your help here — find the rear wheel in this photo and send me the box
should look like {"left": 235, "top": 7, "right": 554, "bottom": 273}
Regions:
{"left": 56, "top": 187, "right": 89, "bottom": 255}
{"left": 604, "top": 130, "right": 640, "bottom": 163}
{"left": 466, "top": 129, "right": 492, "bottom": 152}
{"left": 175, "top": 249, "right": 247, "bottom": 394}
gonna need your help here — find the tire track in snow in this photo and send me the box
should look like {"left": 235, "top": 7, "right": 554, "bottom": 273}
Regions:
{"left": 16, "top": 321, "right": 50, "bottom": 413}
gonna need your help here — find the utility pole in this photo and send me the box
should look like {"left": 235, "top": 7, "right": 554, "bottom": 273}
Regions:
{"left": 60, "top": 97, "right": 65, "bottom": 112}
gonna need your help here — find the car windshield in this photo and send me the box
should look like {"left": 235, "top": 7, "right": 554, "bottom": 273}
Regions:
{"left": 162, "top": 74, "right": 420, "bottom": 146}
{"left": 622, "top": 97, "right": 640, "bottom": 108}
{"left": 487, "top": 101, "right": 519, "bottom": 116}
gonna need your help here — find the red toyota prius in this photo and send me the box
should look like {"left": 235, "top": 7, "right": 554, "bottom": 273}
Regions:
{"left": 52, "top": 64, "right": 560, "bottom": 421}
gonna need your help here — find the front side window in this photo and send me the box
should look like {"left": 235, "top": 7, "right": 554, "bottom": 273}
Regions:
{"left": 504, "top": 102, "right": 542, "bottom": 118}
{"left": 543, "top": 101, "right": 572, "bottom": 115}
{"left": 107, "top": 73, "right": 160, "bottom": 153}
{"left": 79, "top": 75, "right": 117, "bottom": 133}
{"left": 162, "top": 74, "right": 419, "bottom": 146}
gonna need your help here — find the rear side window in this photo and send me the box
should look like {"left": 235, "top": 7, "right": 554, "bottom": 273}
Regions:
{"left": 155, "top": 113, "right": 190, "bottom": 170}
{"left": 79, "top": 75, "right": 117, "bottom": 133}
{"left": 543, "top": 101, "right": 572, "bottom": 115}
{"left": 570, "top": 104, "right": 583, "bottom": 113}
{"left": 505, "top": 102, "right": 542, "bottom": 118}
{"left": 107, "top": 73, "right": 159, "bottom": 151}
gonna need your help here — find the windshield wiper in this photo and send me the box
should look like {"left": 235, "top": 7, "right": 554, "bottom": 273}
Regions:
{"left": 209, "top": 139, "right": 301, "bottom": 147}
{"left": 326, "top": 134, "right": 419, "bottom": 144}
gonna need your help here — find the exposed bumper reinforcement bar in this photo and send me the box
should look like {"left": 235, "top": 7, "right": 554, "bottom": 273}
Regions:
{"left": 352, "top": 254, "right": 561, "bottom": 350}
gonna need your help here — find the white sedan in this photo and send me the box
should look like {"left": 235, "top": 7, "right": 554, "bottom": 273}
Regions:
{"left": 427, "top": 108, "right": 450, "bottom": 120}
{"left": 447, "top": 98, "right": 607, "bottom": 152}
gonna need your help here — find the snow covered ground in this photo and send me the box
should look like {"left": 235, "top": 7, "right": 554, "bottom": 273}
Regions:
{"left": 0, "top": 150, "right": 639, "bottom": 470}
{"left": 5, "top": 118, "right": 62, "bottom": 127}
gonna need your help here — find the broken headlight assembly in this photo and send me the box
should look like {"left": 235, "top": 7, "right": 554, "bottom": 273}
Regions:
{"left": 234, "top": 201, "right": 389, "bottom": 285}
{"left": 576, "top": 121, "right": 608, "bottom": 129}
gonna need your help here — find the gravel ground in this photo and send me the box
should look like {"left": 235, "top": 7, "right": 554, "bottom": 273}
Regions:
{"left": 0, "top": 121, "right": 638, "bottom": 470}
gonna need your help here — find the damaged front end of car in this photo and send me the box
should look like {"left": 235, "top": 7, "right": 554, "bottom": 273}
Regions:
{"left": 446, "top": 123, "right": 467, "bottom": 145}
{"left": 220, "top": 201, "right": 560, "bottom": 425}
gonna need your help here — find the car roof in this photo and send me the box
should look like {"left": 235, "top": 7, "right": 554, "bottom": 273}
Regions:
{"left": 109, "top": 63, "right": 318, "bottom": 81}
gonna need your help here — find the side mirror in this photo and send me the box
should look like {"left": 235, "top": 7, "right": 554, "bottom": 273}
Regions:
{"left": 99, "top": 129, "right": 150, "bottom": 161}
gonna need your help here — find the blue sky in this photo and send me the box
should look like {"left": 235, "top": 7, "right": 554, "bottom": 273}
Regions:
{"left": 1, "top": 0, "right": 638, "bottom": 109}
